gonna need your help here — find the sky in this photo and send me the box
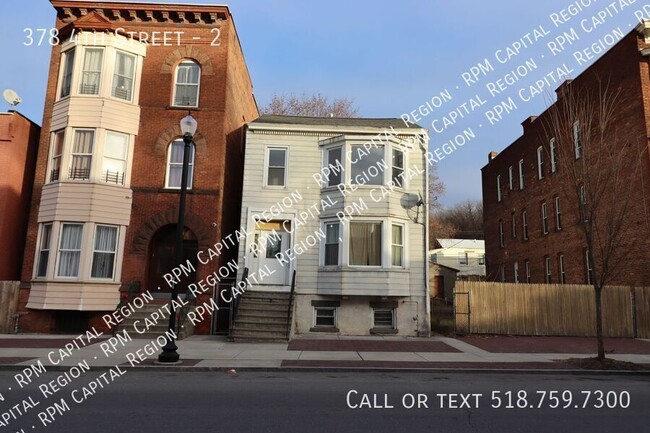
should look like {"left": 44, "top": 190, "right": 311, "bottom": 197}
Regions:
{"left": 0, "top": 0, "right": 646, "bottom": 206}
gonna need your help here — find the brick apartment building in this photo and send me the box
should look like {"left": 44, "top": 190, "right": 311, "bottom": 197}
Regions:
{"left": 482, "top": 22, "right": 650, "bottom": 287}
{"left": 0, "top": 111, "right": 40, "bottom": 281}
{"left": 19, "top": 0, "right": 257, "bottom": 333}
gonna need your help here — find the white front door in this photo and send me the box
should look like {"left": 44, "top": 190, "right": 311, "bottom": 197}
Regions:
{"left": 253, "top": 228, "right": 290, "bottom": 286}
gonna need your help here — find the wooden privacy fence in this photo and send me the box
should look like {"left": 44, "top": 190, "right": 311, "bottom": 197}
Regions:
{"left": 0, "top": 281, "right": 20, "bottom": 334}
{"left": 454, "top": 281, "right": 650, "bottom": 338}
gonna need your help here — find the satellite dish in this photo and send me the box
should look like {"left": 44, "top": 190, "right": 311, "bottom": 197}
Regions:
{"left": 3, "top": 89, "right": 22, "bottom": 107}
{"left": 400, "top": 192, "right": 423, "bottom": 209}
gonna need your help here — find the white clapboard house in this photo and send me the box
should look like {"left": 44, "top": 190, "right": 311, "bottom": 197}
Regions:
{"left": 232, "top": 115, "right": 430, "bottom": 340}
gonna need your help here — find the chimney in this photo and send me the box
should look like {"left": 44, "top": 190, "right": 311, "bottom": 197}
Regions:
{"left": 521, "top": 116, "right": 537, "bottom": 133}
{"left": 555, "top": 79, "right": 574, "bottom": 98}
{"left": 488, "top": 151, "right": 497, "bottom": 162}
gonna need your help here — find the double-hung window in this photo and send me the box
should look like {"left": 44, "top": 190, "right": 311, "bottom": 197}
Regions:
{"left": 522, "top": 210, "right": 528, "bottom": 240}
{"left": 537, "top": 146, "right": 544, "bottom": 179}
{"left": 173, "top": 60, "right": 200, "bottom": 107}
{"left": 559, "top": 254, "right": 566, "bottom": 284}
{"left": 541, "top": 203, "right": 548, "bottom": 234}
{"left": 545, "top": 256, "right": 552, "bottom": 283}
{"left": 49, "top": 131, "right": 64, "bottom": 182}
{"left": 112, "top": 51, "right": 136, "bottom": 100}
{"left": 266, "top": 148, "right": 287, "bottom": 187}
{"left": 57, "top": 223, "right": 83, "bottom": 277}
{"left": 391, "top": 224, "right": 404, "bottom": 267}
{"left": 554, "top": 196, "right": 562, "bottom": 230}
{"left": 60, "top": 49, "right": 75, "bottom": 98}
{"left": 91, "top": 225, "right": 118, "bottom": 279}
{"left": 70, "top": 130, "right": 94, "bottom": 180}
{"left": 36, "top": 224, "right": 53, "bottom": 277}
{"left": 573, "top": 121, "right": 582, "bottom": 159}
{"left": 392, "top": 149, "right": 404, "bottom": 187}
{"left": 324, "top": 223, "right": 340, "bottom": 266}
{"left": 314, "top": 307, "right": 336, "bottom": 327}
{"left": 349, "top": 222, "right": 381, "bottom": 266}
{"left": 79, "top": 48, "right": 103, "bottom": 95}
{"left": 326, "top": 147, "right": 342, "bottom": 187}
{"left": 103, "top": 131, "right": 128, "bottom": 184}
{"left": 496, "top": 175, "right": 502, "bottom": 202}
{"left": 166, "top": 139, "right": 195, "bottom": 189}
{"left": 518, "top": 159, "right": 524, "bottom": 189}
{"left": 550, "top": 138, "right": 558, "bottom": 173}
{"left": 508, "top": 166, "right": 513, "bottom": 190}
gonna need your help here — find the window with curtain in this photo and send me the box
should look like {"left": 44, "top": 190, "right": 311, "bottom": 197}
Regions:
{"left": 70, "top": 130, "right": 94, "bottom": 180}
{"left": 392, "top": 149, "right": 404, "bottom": 187}
{"left": 36, "top": 224, "right": 52, "bottom": 277}
{"left": 165, "top": 139, "right": 195, "bottom": 189}
{"left": 173, "top": 60, "right": 200, "bottom": 107}
{"left": 266, "top": 148, "right": 286, "bottom": 187}
{"left": 326, "top": 147, "right": 342, "bottom": 187}
{"left": 49, "top": 131, "right": 64, "bottom": 182}
{"left": 391, "top": 224, "right": 403, "bottom": 267}
{"left": 60, "top": 49, "right": 75, "bottom": 98}
{"left": 112, "top": 51, "right": 135, "bottom": 101}
{"left": 57, "top": 224, "right": 83, "bottom": 277}
{"left": 103, "top": 131, "right": 128, "bottom": 184}
{"left": 350, "top": 145, "right": 383, "bottom": 185}
{"left": 324, "top": 223, "right": 339, "bottom": 266}
{"left": 349, "top": 222, "right": 381, "bottom": 266}
{"left": 91, "top": 225, "right": 118, "bottom": 279}
{"left": 79, "top": 48, "right": 103, "bottom": 95}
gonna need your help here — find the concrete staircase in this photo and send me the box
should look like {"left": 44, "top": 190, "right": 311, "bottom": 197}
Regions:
{"left": 118, "top": 304, "right": 194, "bottom": 340}
{"left": 231, "top": 291, "right": 291, "bottom": 342}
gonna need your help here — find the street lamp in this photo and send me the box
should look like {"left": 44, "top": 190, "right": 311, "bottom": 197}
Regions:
{"left": 158, "top": 113, "right": 197, "bottom": 364}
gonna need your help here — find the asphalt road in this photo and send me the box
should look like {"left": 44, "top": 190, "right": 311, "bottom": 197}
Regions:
{"left": 1, "top": 370, "right": 648, "bottom": 433}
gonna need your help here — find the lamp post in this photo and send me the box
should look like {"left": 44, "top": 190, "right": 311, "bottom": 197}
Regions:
{"left": 158, "top": 113, "right": 197, "bottom": 363}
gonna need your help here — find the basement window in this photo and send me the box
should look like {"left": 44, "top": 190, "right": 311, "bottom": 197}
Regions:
{"left": 314, "top": 307, "right": 336, "bottom": 328}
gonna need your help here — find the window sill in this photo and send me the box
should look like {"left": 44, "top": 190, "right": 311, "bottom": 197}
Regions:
{"left": 167, "top": 106, "right": 201, "bottom": 111}
{"left": 370, "top": 328, "right": 398, "bottom": 335}
{"left": 309, "top": 327, "right": 339, "bottom": 333}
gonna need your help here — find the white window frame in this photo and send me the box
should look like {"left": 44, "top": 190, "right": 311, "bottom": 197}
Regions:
{"left": 573, "top": 120, "right": 582, "bottom": 159}
{"left": 56, "top": 223, "right": 84, "bottom": 278}
{"left": 500, "top": 264, "right": 506, "bottom": 282}
{"left": 59, "top": 48, "right": 76, "bottom": 99}
{"left": 541, "top": 202, "right": 548, "bottom": 235}
{"left": 112, "top": 50, "right": 136, "bottom": 101}
{"left": 79, "top": 47, "right": 104, "bottom": 95}
{"left": 102, "top": 131, "right": 129, "bottom": 185}
{"left": 391, "top": 223, "right": 405, "bottom": 267}
{"left": 554, "top": 196, "right": 562, "bottom": 230}
{"left": 522, "top": 210, "right": 528, "bottom": 240}
{"left": 559, "top": 254, "right": 566, "bottom": 284}
{"left": 585, "top": 249, "right": 593, "bottom": 284}
{"left": 36, "top": 223, "right": 53, "bottom": 278}
{"left": 496, "top": 175, "right": 502, "bottom": 202}
{"left": 545, "top": 256, "right": 552, "bottom": 283}
{"left": 69, "top": 129, "right": 95, "bottom": 181}
{"left": 325, "top": 146, "right": 343, "bottom": 187}
{"left": 511, "top": 213, "right": 516, "bottom": 238}
{"left": 165, "top": 139, "right": 195, "bottom": 189}
{"left": 172, "top": 60, "right": 201, "bottom": 107}
{"left": 49, "top": 130, "right": 65, "bottom": 183}
{"left": 513, "top": 261, "right": 519, "bottom": 283}
{"left": 323, "top": 221, "right": 341, "bottom": 266}
{"left": 349, "top": 221, "right": 383, "bottom": 267}
{"left": 314, "top": 307, "right": 337, "bottom": 328}
{"left": 350, "top": 144, "right": 384, "bottom": 186}
{"left": 264, "top": 146, "right": 288, "bottom": 188}
{"left": 90, "top": 225, "right": 119, "bottom": 280}
{"left": 550, "top": 138, "right": 557, "bottom": 173}
{"left": 537, "top": 145, "right": 544, "bottom": 179}
{"left": 392, "top": 148, "right": 405, "bottom": 188}
{"left": 508, "top": 166, "right": 513, "bottom": 190}
{"left": 518, "top": 159, "right": 524, "bottom": 190}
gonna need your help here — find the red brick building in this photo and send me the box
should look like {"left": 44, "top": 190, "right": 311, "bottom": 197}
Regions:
{"left": 19, "top": 0, "right": 257, "bottom": 333}
{"left": 482, "top": 23, "right": 650, "bottom": 287}
{"left": 0, "top": 111, "right": 40, "bottom": 281}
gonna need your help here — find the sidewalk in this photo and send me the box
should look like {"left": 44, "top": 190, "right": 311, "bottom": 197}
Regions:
{"left": 1, "top": 333, "right": 650, "bottom": 372}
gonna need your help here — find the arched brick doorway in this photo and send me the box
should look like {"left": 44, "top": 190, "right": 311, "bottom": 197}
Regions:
{"left": 147, "top": 224, "right": 198, "bottom": 294}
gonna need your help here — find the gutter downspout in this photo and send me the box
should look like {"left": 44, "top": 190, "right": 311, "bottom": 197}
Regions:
{"left": 419, "top": 134, "right": 431, "bottom": 337}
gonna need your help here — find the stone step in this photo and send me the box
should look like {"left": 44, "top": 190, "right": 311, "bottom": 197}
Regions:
{"left": 238, "top": 302, "right": 289, "bottom": 312}
{"left": 235, "top": 314, "right": 289, "bottom": 324}
{"left": 234, "top": 321, "right": 288, "bottom": 331}
{"left": 231, "top": 328, "right": 288, "bottom": 340}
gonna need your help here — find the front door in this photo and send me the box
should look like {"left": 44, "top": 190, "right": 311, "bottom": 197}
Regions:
{"left": 253, "top": 227, "right": 290, "bottom": 286}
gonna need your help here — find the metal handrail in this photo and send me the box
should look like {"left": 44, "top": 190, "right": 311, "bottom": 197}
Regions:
{"left": 286, "top": 269, "right": 296, "bottom": 338}
{"left": 228, "top": 267, "right": 248, "bottom": 338}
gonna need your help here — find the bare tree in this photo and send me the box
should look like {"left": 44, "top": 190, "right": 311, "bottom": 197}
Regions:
{"left": 428, "top": 164, "right": 449, "bottom": 246}
{"left": 260, "top": 93, "right": 359, "bottom": 117}
{"left": 434, "top": 200, "right": 484, "bottom": 240}
{"left": 543, "top": 78, "right": 647, "bottom": 361}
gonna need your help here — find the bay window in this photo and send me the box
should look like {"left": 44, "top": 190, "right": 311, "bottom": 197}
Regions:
{"left": 91, "top": 225, "right": 118, "bottom": 279}
{"left": 36, "top": 224, "right": 53, "bottom": 277}
{"left": 49, "top": 131, "right": 64, "bottom": 182}
{"left": 112, "top": 51, "right": 136, "bottom": 101}
{"left": 324, "top": 223, "right": 340, "bottom": 266}
{"left": 391, "top": 224, "right": 404, "bottom": 267}
{"left": 79, "top": 48, "right": 103, "bottom": 95}
{"left": 392, "top": 149, "right": 404, "bottom": 187}
{"left": 57, "top": 224, "right": 83, "bottom": 277}
{"left": 326, "top": 147, "right": 342, "bottom": 187}
{"left": 350, "top": 145, "right": 383, "bottom": 185}
{"left": 60, "top": 49, "right": 75, "bottom": 98}
{"left": 102, "top": 131, "right": 128, "bottom": 184}
{"left": 70, "top": 130, "right": 94, "bottom": 180}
